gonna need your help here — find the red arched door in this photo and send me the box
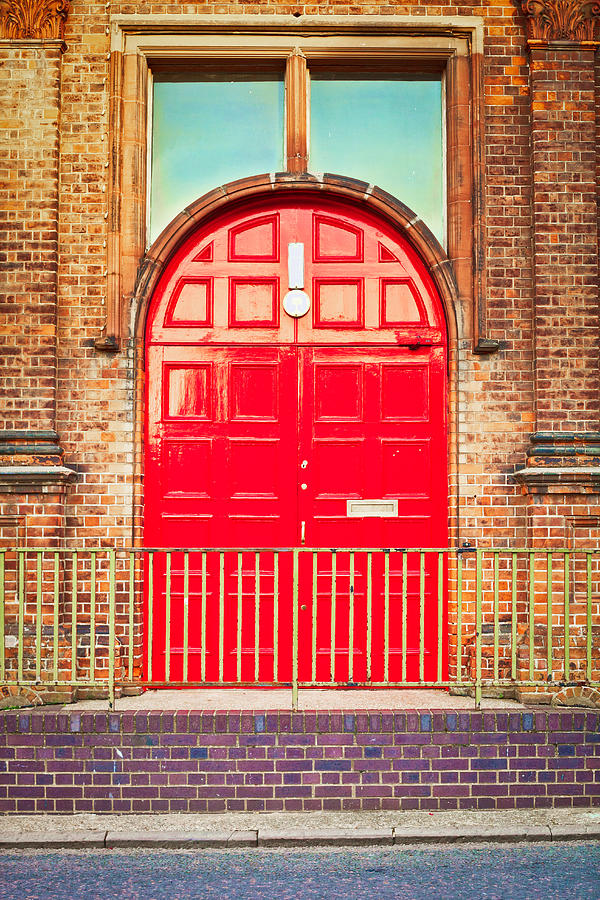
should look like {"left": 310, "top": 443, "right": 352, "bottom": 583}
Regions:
{"left": 145, "top": 195, "right": 448, "bottom": 685}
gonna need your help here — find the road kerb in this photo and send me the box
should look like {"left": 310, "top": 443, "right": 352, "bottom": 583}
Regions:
{"left": 550, "top": 825, "right": 600, "bottom": 842}
{"left": 0, "top": 831, "right": 107, "bottom": 849}
{"left": 228, "top": 830, "right": 258, "bottom": 846}
{"left": 2, "top": 824, "right": 600, "bottom": 850}
{"left": 393, "top": 825, "right": 552, "bottom": 845}
{"left": 105, "top": 831, "right": 234, "bottom": 849}
{"left": 257, "top": 828, "right": 394, "bottom": 847}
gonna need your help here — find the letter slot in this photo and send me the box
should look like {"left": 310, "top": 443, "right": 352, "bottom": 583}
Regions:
{"left": 346, "top": 499, "right": 399, "bottom": 518}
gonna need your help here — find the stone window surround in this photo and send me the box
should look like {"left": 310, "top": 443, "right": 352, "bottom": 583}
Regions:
{"left": 101, "top": 15, "right": 491, "bottom": 355}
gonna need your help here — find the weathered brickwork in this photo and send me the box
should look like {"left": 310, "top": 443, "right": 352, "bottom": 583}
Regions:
{"left": 0, "top": 0, "right": 599, "bottom": 696}
{"left": 53, "top": 0, "right": 539, "bottom": 554}
{"left": 0, "top": 44, "right": 62, "bottom": 433}
{"left": 530, "top": 47, "right": 600, "bottom": 433}
{"left": 2, "top": 2, "right": 595, "bottom": 547}
{"left": 0, "top": 708, "right": 598, "bottom": 813}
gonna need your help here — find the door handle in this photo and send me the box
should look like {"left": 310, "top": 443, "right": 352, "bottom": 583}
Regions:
{"left": 301, "top": 521, "right": 306, "bottom": 545}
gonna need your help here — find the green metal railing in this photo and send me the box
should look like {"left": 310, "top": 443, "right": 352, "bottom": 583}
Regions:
{"left": 0, "top": 547, "right": 598, "bottom": 709}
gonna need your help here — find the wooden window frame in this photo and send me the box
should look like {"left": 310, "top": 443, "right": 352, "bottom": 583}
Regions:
{"left": 99, "top": 17, "right": 489, "bottom": 354}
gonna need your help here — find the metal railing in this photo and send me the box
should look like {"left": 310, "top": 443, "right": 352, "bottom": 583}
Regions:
{"left": 0, "top": 547, "right": 598, "bottom": 708}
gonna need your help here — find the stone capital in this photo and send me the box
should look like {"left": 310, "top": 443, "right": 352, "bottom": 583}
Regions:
{"left": 519, "top": 0, "right": 600, "bottom": 44}
{"left": 0, "top": 0, "right": 71, "bottom": 41}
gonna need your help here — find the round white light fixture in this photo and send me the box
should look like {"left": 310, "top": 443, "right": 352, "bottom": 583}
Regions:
{"left": 283, "top": 289, "right": 310, "bottom": 318}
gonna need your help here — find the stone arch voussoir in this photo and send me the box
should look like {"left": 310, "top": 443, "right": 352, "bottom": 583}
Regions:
{"left": 132, "top": 173, "right": 460, "bottom": 344}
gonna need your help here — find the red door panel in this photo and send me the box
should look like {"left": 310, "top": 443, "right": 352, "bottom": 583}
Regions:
{"left": 145, "top": 195, "right": 448, "bottom": 685}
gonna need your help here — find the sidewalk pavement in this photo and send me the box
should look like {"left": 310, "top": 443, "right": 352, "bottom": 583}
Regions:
{"left": 1, "top": 810, "right": 599, "bottom": 849}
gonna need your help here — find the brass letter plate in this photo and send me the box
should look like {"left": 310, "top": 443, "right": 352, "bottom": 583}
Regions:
{"left": 346, "top": 499, "right": 398, "bottom": 518}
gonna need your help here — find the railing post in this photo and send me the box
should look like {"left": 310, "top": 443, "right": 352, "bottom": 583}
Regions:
{"left": 108, "top": 549, "right": 116, "bottom": 710}
{"left": 17, "top": 551, "right": 24, "bottom": 684}
{"left": 0, "top": 551, "right": 5, "bottom": 683}
{"left": 586, "top": 552, "right": 592, "bottom": 683}
{"left": 292, "top": 548, "right": 299, "bottom": 711}
{"left": 475, "top": 549, "right": 482, "bottom": 708}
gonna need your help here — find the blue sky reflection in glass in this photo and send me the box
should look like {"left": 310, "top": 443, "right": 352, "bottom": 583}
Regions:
{"left": 150, "top": 76, "right": 284, "bottom": 242}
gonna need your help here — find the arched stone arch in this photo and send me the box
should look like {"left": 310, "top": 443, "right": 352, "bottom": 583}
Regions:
{"left": 131, "top": 173, "right": 461, "bottom": 345}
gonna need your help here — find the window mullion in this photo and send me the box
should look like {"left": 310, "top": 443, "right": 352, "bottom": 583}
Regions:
{"left": 285, "top": 47, "right": 308, "bottom": 173}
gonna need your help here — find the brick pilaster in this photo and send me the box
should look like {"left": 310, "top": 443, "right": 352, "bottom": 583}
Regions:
{"left": 515, "top": 2, "right": 600, "bottom": 537}
{"left": 0, "top": 41, "right": 63, "bottom": 435}
{"left": 529, "top": 45, "right": 600, "bottom": 434}
{"left": 0, "top": 10, "right": 76, "bottom": 553}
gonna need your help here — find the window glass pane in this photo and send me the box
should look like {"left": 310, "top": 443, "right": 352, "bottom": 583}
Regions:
{"left": 310, "top": 77, "right": 444, "bottom": 243}
{"left": 150, "top": 73, "right": 284, "bottom": 243}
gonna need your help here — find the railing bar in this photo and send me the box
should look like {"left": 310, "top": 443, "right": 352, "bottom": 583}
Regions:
{"left": 165, "top": 551, "right": 171, "bottom": 685}
{"left": 511, "top": 551, "right": 517, "bottom": 681}
{"left": 218, "top": 552, "right": 224, "bottom": 683}
{"left": 108, "top": 550, "right": 116, "bottom": 709}
{"left": 35, "top": 552, "right": 42, "bottom": 682}
{"left": 348, "top": 552, "right": 355, "bottom": 684}
{"left": 586, "top": 552, "right": 592, "bottom": 682}
{"left": 17, "top": 551, "right": 24, "bottom": 684}
{"left": 147, "top": 552, "right": 154, "bottom": 684}
{"left": 53, "top": 552, "right": 59, "bottom": 682}
{"left": 475, "top": 549, "right": 482, "bottom": 708}
{"left": 366, "top": 552, "right": 372, "bottom": 684}
{"left": 419, "top": 551, "right": 425, "bottom": 684}
{"left": 255, "top": 552, "right": 260, "bottom": 683}
{"left": 90, "top": 552, "right": 96, "bottom": 685}
{"left": 564, "top": 552, "right": 570, "bottom": 681}
{"left": 201, "top": 552, "right": 207, "bottom": 683}
{"left": 437, "top": 551, "right": 443, "bottom": 684}
{"left": 292, "top": 549, "right": 299, "bottom": 710}
{"left": 182, "top": 551, "right": 189, "bottom": 684}
{"left": 529, "top": 551, "right": 535, "bottom": 683}
{"left": 402, "top": 551, "right": 407, "bottom": 684}
{"left": 273, "top": 552, "right": 279, "bottom": 684}
{"left": 9, "top": 545, "right": 600, "bottom": 554}
{"left": 128, "top": 552, "right": 135, "bottom": 683}
{"left": 330, "top": 552, "right": 337, "bottom": 684}
{"left": 71, "top": 551, "right": 77, "bottom": 683}
{"left": 493, "top": 551, "right": 499, "bottom": 683}
{"left": 312, "top": 552, "right": 317, "bottom": 684}
{"left": 457, "top": 553, "right": 463, "bottom": 685}
{"left": 547, "top": 552, "right": 553, "bottom": 680}
{"left": 384, "top": 551, "right": 390, "bottom": 684}
{"left": 0, "top": 552, "right": 4, "bottom": 682}
{"left": 237, "top": 553, "right": 242, "bottom": 684}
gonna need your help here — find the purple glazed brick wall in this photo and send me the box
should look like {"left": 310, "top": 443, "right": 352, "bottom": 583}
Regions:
{"left": 0, "top": 708, "right": 598, "bottom": 814}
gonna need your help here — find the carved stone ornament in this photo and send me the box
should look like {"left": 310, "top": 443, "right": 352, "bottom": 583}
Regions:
{"left": 520, "top": 0, "right": 600, "bottom": 43}
{"left": 0, "top": 0, "right": 71, "bottom": 40}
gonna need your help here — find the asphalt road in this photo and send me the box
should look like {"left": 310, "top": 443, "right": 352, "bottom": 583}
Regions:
{"left": 0, "top": 844, "right": 599, "bottom": 900}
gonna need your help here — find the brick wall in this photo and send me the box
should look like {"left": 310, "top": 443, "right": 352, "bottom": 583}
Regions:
{"left": 1, "top": 0, "right": 599, "bottom": 696}
{"left": 0, "top": 3, "right": 596, "bottom": 552}
{"left": 51, "top": 0, "right": 541, "bottom": 552}
{"left": 530, "top": 47, "right": 600, "bottom": 433}
{"left": 0, "top": 44, "right": 62, "bottom": 433}
{"left": 0, "top": 708, "right": 598, "bottom": 813}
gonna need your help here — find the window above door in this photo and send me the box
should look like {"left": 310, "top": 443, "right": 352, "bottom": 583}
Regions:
{"left": 149, "top": 58, "right": 444, "bottom": 245}
{"left": 102, "top": 19, "right": 488, "bottom": 353}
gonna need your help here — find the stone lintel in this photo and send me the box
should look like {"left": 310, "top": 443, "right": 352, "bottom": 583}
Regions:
{"left": 0, "top": 430, "right": 64, "bottom": 467}
{"left": 526, "top": 432, "right": 600, "bottom": 469}
{"left": 514, "top": 466, "right": 600, "bottom": 494}
{"left": 0, "top": 466, "right": 77, "bottom": 493}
